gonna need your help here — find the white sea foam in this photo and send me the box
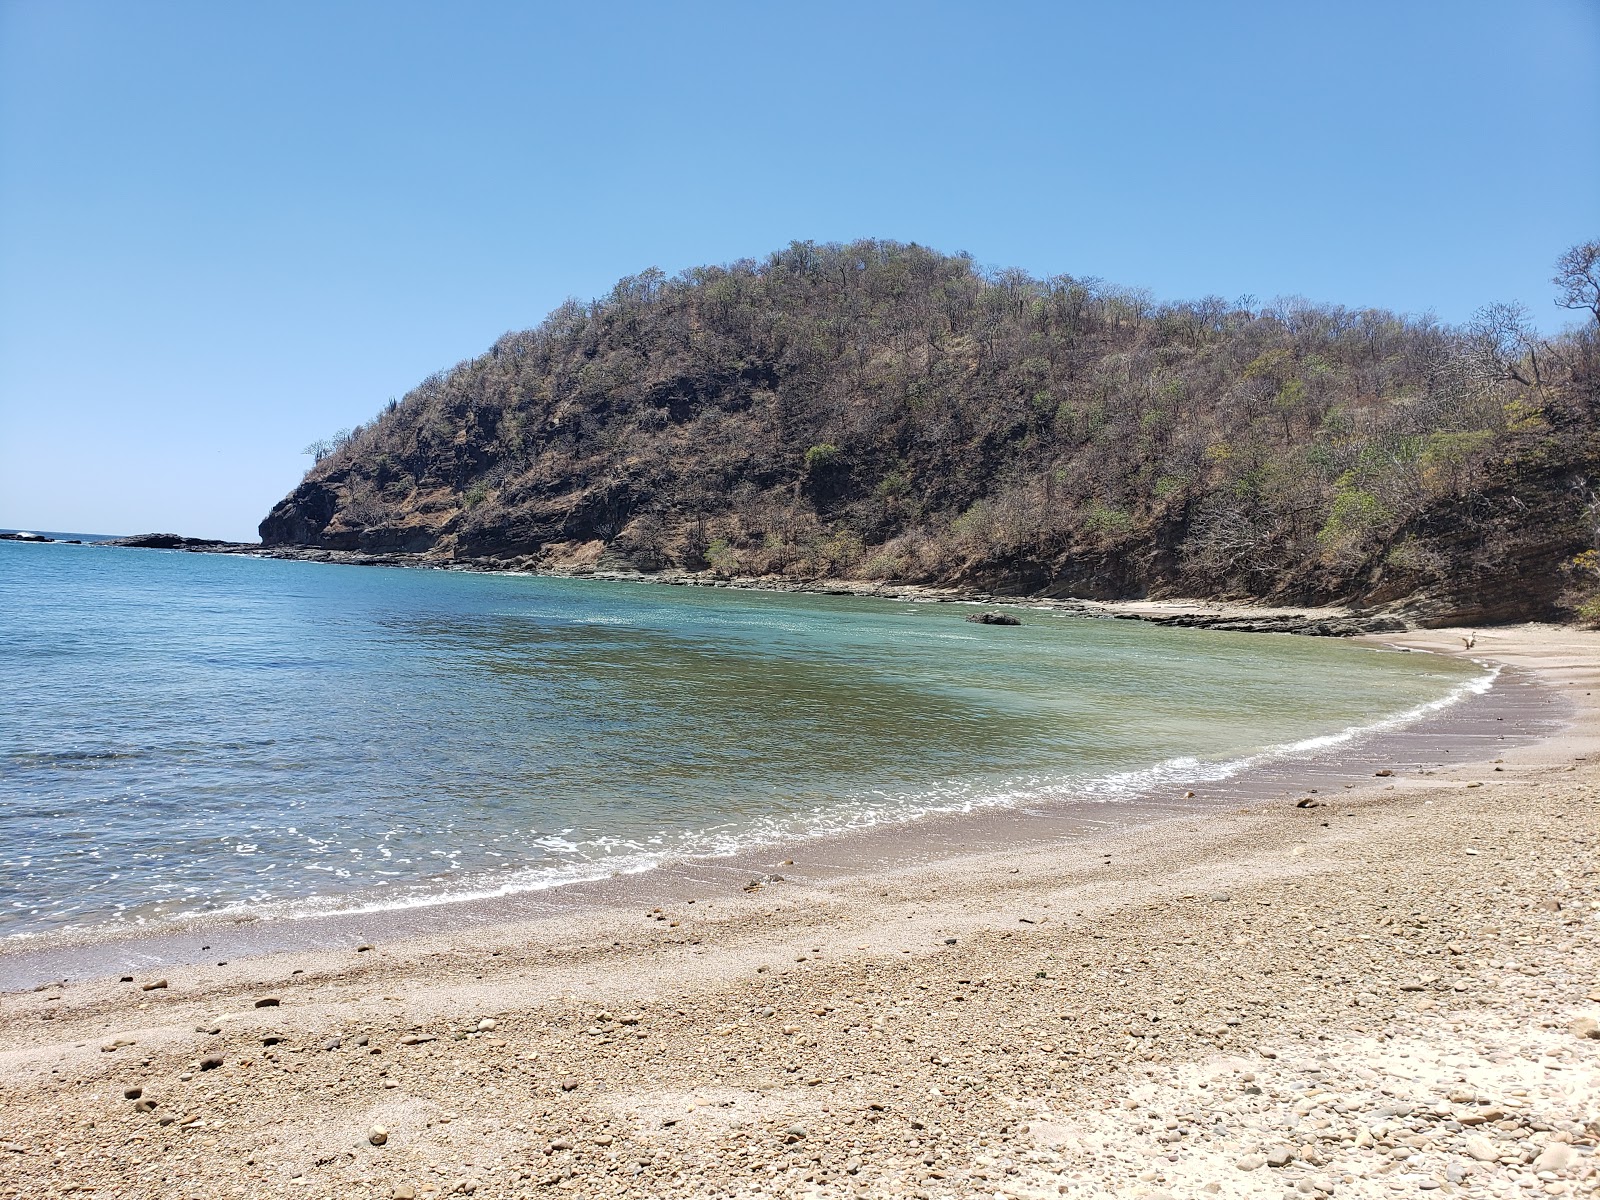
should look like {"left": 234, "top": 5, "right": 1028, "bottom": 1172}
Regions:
{"left": 197, "top": 662, "right": 1501, "bottom": 929}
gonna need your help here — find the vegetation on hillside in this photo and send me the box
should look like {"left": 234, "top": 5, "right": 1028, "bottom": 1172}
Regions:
{"left": 262, "top": 240, "right": 1600, "bottom": 623}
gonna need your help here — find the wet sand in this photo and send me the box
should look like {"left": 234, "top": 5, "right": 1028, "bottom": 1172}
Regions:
{"left": 0, "top": 622, "right": 1594, "bottom": 1200}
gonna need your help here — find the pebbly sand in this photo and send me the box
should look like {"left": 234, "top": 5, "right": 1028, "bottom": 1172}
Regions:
{"left": 0, "top": 622, "right": 1595, "bottom": 1200}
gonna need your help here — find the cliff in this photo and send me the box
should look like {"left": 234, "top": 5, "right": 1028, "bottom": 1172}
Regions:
{"left": 262, "top": 240, "right": 1600, "bottom": 624}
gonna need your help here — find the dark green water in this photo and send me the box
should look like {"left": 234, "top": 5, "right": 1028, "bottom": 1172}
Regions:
{"left": 0, "top": 542, "right": 1487, "bottom": 938}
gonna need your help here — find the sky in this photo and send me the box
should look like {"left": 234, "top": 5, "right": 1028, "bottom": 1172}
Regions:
{"left": 2, "top": 1, "right": 1597, "bottom": 541}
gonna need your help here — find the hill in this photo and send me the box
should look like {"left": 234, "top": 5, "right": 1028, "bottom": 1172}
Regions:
{"left": 261, "top": 240, "right": 1600, "bottom": 624}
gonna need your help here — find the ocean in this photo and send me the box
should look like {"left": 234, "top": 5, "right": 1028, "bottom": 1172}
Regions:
{"left": 0, "top": 540, "right": 1489, "bottom": 940}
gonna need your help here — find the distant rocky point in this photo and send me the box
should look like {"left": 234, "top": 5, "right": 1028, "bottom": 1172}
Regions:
{"left": 101, "top": 533, "right": 236, "bottom": 550}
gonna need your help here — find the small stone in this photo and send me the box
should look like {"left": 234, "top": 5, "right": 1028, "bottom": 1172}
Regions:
{"left": 134, "top": 1099, "right": 157, "bottom": 1113}
{"left": 141, "top": 979, "right": 168, "bottom": 991}
{"left": 593, "top": 1134, "right": 614, "bottom": 1147}
{"left": 1465, "top": 1136, "right": 1499, "bottom": 1162}
{"left": 1375, "top": 769, "right": 1393, "bottom": 776}
{"left": 368, "top": 1124, "right": 388, "bottom": 1146}
{"left": 123, "top": 1087, "right": 142, "bottom": 1100}
{"left": 476, "top": 1018, "right": 497, "bottom": 1032}
{"left": 1208, "top": 893, "right": 1231, "bottom": 902}
{"left": 783, "top": 1125, "right": 808, "bottom": 1143}
{"left": 322, "top": 1037, "right": 341, "bottom": 1051}
{"left": 254, "top": 997, "right": 280, "bottom": 1008}
{"left": 1265, "top": 1147, "right": 1294, "bottom": 1168}
{"left": 199, "top": 1055, "right": 223, "bottom": 1071}
{"left": 560, "top": 1076, "right": 579, "bottom": 1091}
{"left": 356, "top": 943, "right": 374, "bottom": 952}
{"left": 1568, "top": 1016, "right": 1599, "bottom": 1040}
{"left": 1236, "top": 1154, "right": 1266, "bottom": 1171}
{"left": 392, "top": 1187, "right": 416, "bottom": 1200}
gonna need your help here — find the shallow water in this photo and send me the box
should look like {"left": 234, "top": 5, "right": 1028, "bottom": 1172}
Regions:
{"left": 0, "top": 542, "right": 1486, "bottom": 938}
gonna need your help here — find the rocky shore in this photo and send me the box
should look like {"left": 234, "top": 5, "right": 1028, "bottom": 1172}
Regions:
{"left": 0, "top": 626, "right": 1594, "bottom": 1199}
{"left": 89, "top": 534, "right": 1418, "bottom": 635}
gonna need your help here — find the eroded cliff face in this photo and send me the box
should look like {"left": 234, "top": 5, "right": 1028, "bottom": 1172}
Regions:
{"left": 258, "top": 241, "right": 1600, "bottom": 625}
{"left": 259, "top": 482, "right": 341, "bottom": 547}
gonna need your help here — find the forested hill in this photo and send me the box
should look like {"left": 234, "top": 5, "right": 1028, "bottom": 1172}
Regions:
{"left": 261, "top": 239, "right": 1600, "bottom": 625}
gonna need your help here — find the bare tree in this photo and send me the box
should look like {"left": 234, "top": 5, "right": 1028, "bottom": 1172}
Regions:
{"left": 302, "top": 428, "right": 354, "bottom": 462}
{"left": 1553, "top": 240, "right": 1600, "bottom": 325}
{"left": 1464, "top": 302, "right": 1542, "bottom": 387}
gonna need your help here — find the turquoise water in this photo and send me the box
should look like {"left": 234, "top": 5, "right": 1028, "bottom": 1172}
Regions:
{"left": 0, "top": 541, "right": 1486, "bottom": 938}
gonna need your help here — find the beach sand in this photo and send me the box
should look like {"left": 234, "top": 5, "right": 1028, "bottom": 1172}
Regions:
{"left": 0, "top": 622, "right": 1595, "bottom": 1199}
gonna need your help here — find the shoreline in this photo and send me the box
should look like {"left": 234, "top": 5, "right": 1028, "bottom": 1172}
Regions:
{"left": 0, "top": 635, "right": 1561, "bottom": 992}
{"left": 0, "top": 625, "right": 1594, "bottom": 1200}
{"left": 70, "top": 535, "right": 1430, "bottom": 635}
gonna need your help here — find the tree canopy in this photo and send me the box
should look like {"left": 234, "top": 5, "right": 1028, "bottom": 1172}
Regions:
{"left": 263, "top": 239, "right": 1600, "bottom": 623}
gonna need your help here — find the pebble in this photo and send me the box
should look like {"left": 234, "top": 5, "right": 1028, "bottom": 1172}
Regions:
{"left": 5, "top": 739, "right": 1595, "bottom": 1200}
{"left": 368, "top": 1124, "right": 388, "bottom": 1146}
{"left": 140, "top": 979, "right": 168, "bottom": 991}
{"left": 254, "top": 997, "right": 281, "bottom": 1008}
{"left": 1567, "top": 1016, "right": 1598, "bottom": 1039}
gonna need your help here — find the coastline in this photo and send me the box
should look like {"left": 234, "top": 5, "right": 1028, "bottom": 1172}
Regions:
{"left": 75, "top": 535, "right": 1424, "bottom": 635}
{"left": 0, "top": 629, "right": 1560, "bottom": 990}
{"left": 0, "top": 624, "right": 1595, "bottom": 1199}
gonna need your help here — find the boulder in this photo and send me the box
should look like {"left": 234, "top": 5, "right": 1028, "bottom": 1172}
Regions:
{"left": 966, "top": 611, "right": 1022, "bottom": 626}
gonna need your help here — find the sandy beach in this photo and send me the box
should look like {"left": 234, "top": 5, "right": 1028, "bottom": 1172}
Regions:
{"left": 1, "top": 622, "right": 1596, "bottom": 1200}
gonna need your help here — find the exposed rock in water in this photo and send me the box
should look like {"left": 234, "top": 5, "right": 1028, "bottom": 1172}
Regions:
{"left": 966, "top": 611, "right": 1022, "bottom": 626}
{"left": 101, "top": 533, "right": 237, "bottom": 550}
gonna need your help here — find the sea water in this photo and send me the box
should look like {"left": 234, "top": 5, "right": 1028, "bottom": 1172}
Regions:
{"left": 0, "top": 541, "right": 1487, "bottom": 938}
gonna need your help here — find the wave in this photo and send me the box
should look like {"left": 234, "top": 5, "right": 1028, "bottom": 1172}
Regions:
{"left": 89, "top": 661, "right": 1499, "bottom": 933}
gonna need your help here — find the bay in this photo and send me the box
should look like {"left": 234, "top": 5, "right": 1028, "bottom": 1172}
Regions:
{"left": 0, "top": 541, "right": 1485, "bottom": 937}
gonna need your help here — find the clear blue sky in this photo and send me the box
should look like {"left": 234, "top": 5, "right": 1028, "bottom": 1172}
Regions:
{"left": 2, "top": 1, "right": 1596, "bottom": 541}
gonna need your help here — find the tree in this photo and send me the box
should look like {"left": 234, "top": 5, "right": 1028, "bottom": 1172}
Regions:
{"left": 302, "top": 427, "right": 354, "bottom": 462}
{"left": 1464, "top": 302, "right": 1541, "bottom": 387}
{"left": 1553, "top": 240, "right": 1600, "bottom": 325}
